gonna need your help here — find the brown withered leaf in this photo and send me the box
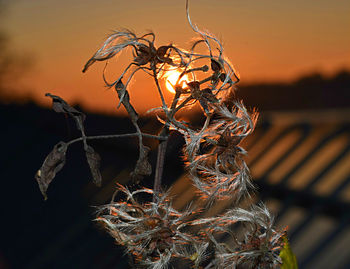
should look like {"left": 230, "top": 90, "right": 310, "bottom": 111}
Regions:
{"left": 45, "top": 93, "right": 86, "bottom": 131}
{"left": 85, "top": 145, "right": 102, "bottom": 187}
{"left": 35, "top": 142, "right": 67, "bottom": 200}
{"left": 115, "top": 81, "right": 138, "bottom": 122}
{"left": 130, "top": 145, "right": 152, "bottom": 183}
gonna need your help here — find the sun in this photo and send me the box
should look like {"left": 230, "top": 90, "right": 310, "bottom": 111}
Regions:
{"left": 165, "top": 70, "right": 189, "bottom": 94}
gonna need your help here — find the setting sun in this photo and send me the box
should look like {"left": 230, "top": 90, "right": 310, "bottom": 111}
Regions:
{"left": 165, "top": 70, "right": 189, "bottom": 94}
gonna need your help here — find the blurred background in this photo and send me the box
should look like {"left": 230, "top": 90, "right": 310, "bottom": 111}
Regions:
{"left": 0, "top": 0, "right": 349, "bottom": 268}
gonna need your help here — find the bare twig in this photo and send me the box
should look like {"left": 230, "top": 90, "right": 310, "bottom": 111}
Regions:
{"left": 152, "top": 68, "right": 168, "bottom": 111}
{"left": 153, "top": 127, "right": 169, "bottom": 200}
{"left": 66, "top": 132, "right": 166, "bottom": 147}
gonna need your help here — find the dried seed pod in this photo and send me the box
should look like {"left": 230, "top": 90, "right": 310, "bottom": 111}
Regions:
{"left": 156, "top": 45, "right": 173, "bottom": 64}
{"left": 156, "top": 46, "right": 170, "bottom": 58}
{"left": 134, "top": 44, "right": 153, "bottom": 65}
{"left": 97, "top": 186, "right": 208, "bottom": 268}
{"left": 219, "top": 73, "right": 226, "bottom": 82}
{"left": 210, "top": 59, "right": 222, "bottom": 72}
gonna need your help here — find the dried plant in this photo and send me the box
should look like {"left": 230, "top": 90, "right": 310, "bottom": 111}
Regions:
{"left": 97, "top": 184, "right": 209, "bottom": 268}
{"left": 35, "top": 1, "right": 296, "bottom": 268}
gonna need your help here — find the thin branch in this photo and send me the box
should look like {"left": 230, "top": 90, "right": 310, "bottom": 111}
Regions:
{"left": 174, "top": 95, "right": 194, "bottom": 114}
{"left": 152, "top": 68, "right": 168, "bottom": 110}
{"left": 153, "top": 127, "right": 169, "bottom": 200}
{"left": 66, "top": 132, "right": 166, "bottom": 147}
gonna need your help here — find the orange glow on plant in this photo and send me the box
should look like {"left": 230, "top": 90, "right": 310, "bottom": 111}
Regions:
{"left": 165, "top": 70, "right": 189, "bottom": 94}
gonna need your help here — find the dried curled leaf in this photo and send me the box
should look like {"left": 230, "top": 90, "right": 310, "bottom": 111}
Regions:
{"left": 35, "top": 142, "right": 67, "bottom": 200}
{"left": 115, "top": 81, "right": 138, "bottom": 122}
{"left": 45, "top": 93, "right": 86, "bottom": 130}
{"left": 85, "top": 145, "right": 102, "bottom": 187}
{"left": 130, "top": 146, "right": 152, "bottom": 182}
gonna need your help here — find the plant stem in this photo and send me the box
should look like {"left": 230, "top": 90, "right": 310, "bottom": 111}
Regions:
{"left": 153, "top": 127, "right": 169, "bottom": 199}
{"left": 66, "top": 132, "right": 165, "bottom": 147}
{"left": 152, "top": 69, "right": 167, "bottom": 110}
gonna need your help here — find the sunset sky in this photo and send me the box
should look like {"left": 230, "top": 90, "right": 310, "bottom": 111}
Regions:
{"left": 2, "top": 0, "right": 350, "bottom": 114}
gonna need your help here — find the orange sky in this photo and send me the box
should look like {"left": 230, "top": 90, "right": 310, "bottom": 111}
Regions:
{"left": 2, "top": 0, "right": 350, "bottom": 114}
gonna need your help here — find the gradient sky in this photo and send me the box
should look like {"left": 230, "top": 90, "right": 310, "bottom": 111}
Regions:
{"left": 2, "top": 0, "right": 350, "bottom": 114}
